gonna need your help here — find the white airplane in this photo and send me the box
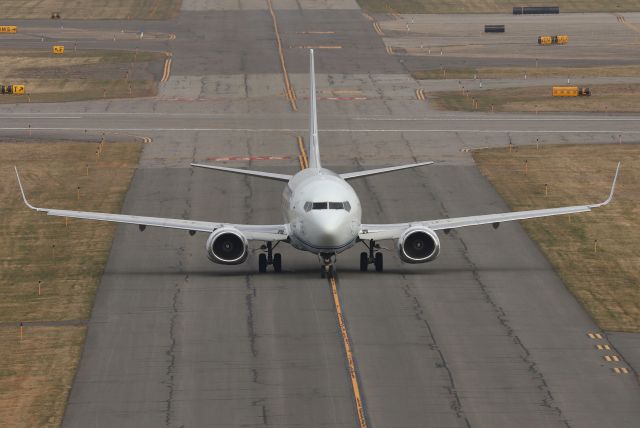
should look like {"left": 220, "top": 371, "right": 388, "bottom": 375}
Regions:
{"left": 16, "top": 50, "right": 619, "bottom": 276}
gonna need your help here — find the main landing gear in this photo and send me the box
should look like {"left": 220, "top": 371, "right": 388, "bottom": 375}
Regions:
{"left": 258, "top": 242, "right": 282, "bottom": 273}
{"left": 360, "top": 239, "right": 383, "bottom": 272}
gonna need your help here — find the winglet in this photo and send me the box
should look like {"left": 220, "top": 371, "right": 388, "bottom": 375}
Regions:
{"left": 14, "top": 167, "right": 40, "bottom": 211}
{"left": 590, "top": 162, "right": 621, "bottom": 208}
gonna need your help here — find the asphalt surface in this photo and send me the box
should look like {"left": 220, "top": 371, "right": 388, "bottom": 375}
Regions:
{"left": 1, "top": 3, "right": 639, "bottom": 428}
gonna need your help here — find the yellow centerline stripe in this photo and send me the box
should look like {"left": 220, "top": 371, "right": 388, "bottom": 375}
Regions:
{"left": 267, "top": 0, "right": 298, "bottom": 112}
{"left": 292, "top": 45, "right": 342, "bottom": 49}
{"left": 329, "top": 277, "right": 368, "bottom": 428}
{"left": 297, "top": 136, "right": 309, "bottom": 169}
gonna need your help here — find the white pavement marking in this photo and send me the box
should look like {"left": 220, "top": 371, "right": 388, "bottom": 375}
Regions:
{"left": 2, "top": 127, "right": 640, "bottom": 134}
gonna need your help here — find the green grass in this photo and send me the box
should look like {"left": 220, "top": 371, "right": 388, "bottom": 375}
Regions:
{"left": 430, "top": 84, "right": 640, "bottom": 113}
{"left": 0, "top": 0, "right": 181, "bottom": 20}
{"left": 358, "top": 0, "right": 640, "bottom": 13}
{"left": 0, "top": 141, "right": 142, "bottom": 427}
{"left": 474, "top": 144, "right": 640, "bottom": 332}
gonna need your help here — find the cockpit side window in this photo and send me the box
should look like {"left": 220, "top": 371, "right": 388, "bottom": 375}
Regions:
{"left": 343, "top": 201, "right": 351, "bottom": 212}
{"left": 304, "top": 202, "right": 312, "bottom": 212}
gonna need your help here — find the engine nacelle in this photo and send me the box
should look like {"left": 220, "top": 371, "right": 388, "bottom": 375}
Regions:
{"left": 398, "top": 226, "right": 440, "bottom": 264}
{"left": 206, "top": 228, "right": 249, "bottom": 265}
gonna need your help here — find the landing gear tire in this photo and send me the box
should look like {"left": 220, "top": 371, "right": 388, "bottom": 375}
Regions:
{"left": 273, "top": 253, "right": 282, "bottom": 273}
{"left": 258, "top": 254, "right": 267, "bottom": 273}
{"left": 374, "top": 252, "right": 383, "bottom": 272}
{"left": 360, "top": 252, "right": 368, "bottom": 272}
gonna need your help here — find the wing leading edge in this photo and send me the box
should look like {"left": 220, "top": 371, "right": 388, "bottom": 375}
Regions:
{"left": 14, "top": 167, "right": 289, "bottom": 242}
{"left": 360, "top": 162, "right": 620, "bottom": 241}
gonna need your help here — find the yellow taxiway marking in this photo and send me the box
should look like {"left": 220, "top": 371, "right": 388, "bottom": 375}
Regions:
{"left": 298, "top": 31, "right": 336, "bottom": 35}
{"left": 329, "top": 276, "right": 367, "bottom": 428}
{"left": 267, "top": 0, "right": 297, "bottom": 112}
{"left": 292, "top": 45, "right": 342, "bottom": 49}
{"left": 613, "top": 367, "right": 629, "bottom": 374}
{"left": 297, "top": 136, "right": 308, "bottom": 170}
{"left": 596, "top": 344, "right": 611, "bottom": 350}
{"left": 618, "top": 15, "right": 640, "bottom": 33}
{"left": 373, "top": 22, "right": 384, "bottom": 36}
{"left": 587, "top": 332, "right": 603, "bottom": 339}
{"left": 385, "top": 46, "right": 394, "bottom": 55}
{"left": 160, "top": 53, "right": 173, "bottom": 83}
{"left": 415, "top": 88, "right": 426, "bottom": 101}
{"left": 604, "top": 355, "right": 621, "bottom": 362}
{"left": 333, "top": 90, "right": 362, "bottom": 95}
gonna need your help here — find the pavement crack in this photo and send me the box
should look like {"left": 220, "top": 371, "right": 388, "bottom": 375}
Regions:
{"left": 245, "top": 276, "right": 258, "bottom": 357}
{"left": 165, "top": 273, "right": 187, "bottom": 427}
{"left": 400, "top": 278, "right": 471, "bottom": 427}
{"left": 455, "top": 235, "right": 571, "bottom": 427}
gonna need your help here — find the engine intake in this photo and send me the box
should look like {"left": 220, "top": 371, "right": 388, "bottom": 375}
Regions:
{"left": 206, "top": 228, "right": 249, "bottom": 265}
{"left": 398, "top": 226, "right": 440, "bottom": 263}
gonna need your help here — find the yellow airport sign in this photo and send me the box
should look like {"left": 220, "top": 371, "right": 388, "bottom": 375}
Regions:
{"left": 12, "top": 85, "right": 25, "bottom": 95}
{"left": 0, "top": 26, "right": 17, "bottom": 33}
{"left": 53, "top": 45, "right": 65, "bottom": 54}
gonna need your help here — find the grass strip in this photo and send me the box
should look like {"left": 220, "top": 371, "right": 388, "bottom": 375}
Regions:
{"left": 473, "top": 144, "right": 640, "bottom": 332}
{"left": 0, "top": 140, "right": 142, "bottom": 426}
{"left": 430, "top": 84, "right": 640, "bottom": 113}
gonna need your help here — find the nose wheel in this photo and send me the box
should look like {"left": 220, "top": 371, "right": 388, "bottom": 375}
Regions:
{"left": 258, "top": 242, "right": 282, "bottom": 273}
{"left": 319, "top": 254, "right": 336, "bottom": 278}
{"left": 360, "top": 240, "right": 384, "bottom": 272}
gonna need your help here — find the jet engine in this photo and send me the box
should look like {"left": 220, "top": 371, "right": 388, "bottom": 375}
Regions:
{"left": 206, "top": 228, "right": 249, "bottom": 265}
{"left": 398, "top": 226, "right": 440, "bottom": 263}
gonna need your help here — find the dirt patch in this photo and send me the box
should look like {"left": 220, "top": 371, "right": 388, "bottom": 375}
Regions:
{"left": 474, "top": 144, "right": 640, "bottom": 332}
{"left": 413, "top": 65, "right": 640, "bottom": 81}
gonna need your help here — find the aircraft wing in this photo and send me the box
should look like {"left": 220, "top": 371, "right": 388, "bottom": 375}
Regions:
{"left": 360, "top": 162, "right": 620, "bottom": 241}
{"left": 14, "top": 167, "right": 289, "bottom": 242}
{"left": 340, "top": 161, "right": 434, "bottom": 180}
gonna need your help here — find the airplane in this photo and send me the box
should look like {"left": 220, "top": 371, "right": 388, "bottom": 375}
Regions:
{"left": 15, "top": 50, "right": 620, "bottom": 277}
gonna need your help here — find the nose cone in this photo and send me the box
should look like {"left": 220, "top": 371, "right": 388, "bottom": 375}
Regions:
{"left": 308, "top": 213, "right": 352, "bottom": 248}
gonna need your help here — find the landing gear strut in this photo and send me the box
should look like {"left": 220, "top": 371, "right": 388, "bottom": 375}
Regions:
{"left": 258, "top": 241, "right": 282, "bottom": 273}
{"left": 360, "top": 239, "right": 383, "bottom": 272}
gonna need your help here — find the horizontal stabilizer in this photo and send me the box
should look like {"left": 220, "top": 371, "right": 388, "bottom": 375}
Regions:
{"left": 191, "top": 163, "right": 292, "bottom": 182}
{"left": 340, "top": 161, "right": 434, "bottom": 180}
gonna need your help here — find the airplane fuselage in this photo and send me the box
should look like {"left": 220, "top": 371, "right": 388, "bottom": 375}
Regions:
{"left": 283, "top": 168, "right": 362, "bottom": 255}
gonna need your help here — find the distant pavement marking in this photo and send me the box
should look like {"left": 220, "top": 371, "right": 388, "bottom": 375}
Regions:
{"left": 292, "top": 45, "right": 342, "bottom": 49}
{"left": 267, "top": 0, "right": 297, "bottom": 112}
{"left": 588, "top": 332, "right": 603, "bottom": 339}
{"left": 596, "top": 344, "right": 612, "bottom": 350}
{"left": 4, "top": 127, "right": 640, "bottom": 134}
{"left": 613, "top": 367, "right": 630, "bottom": 374}
{"left": 604, "top": 355, "right": 621, "bottom": 362}
{"left": 205, "top": 155, "right": 289, "bottom": 161}
{"left": 373, "top": 22, "right": 384, "bottom": 36}
{"left": 161, "top": 52, "right": 173, "bottom": 83}
{"left": 297, "top": 136, "right": 309, "bottom": 170}
{"left": 329, "top": 276, "right": 368, "bottom": 428}
{"left": 415, "top": 88, "right": 426, "bottom": 101}
{"left": 297, "top": 31, "right": 335, "bottom": 35}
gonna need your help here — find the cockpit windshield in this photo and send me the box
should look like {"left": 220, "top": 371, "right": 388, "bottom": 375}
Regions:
{"left": 304, "top": 201, "right": 352, "bottom": 212}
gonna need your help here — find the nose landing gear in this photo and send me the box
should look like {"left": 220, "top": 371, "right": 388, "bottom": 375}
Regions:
{"left": 258, "top": 241, "right": 282, "bottom": 273}
{"left": 360, "top": 239, "right": 383, "bottom": 272}
{"left": 319, "top": 253, "right": 336, "bottom": 278}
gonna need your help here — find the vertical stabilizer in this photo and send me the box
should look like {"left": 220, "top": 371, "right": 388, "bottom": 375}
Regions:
{"left": 308, "top": 49, "right": 321, "bottom": 169}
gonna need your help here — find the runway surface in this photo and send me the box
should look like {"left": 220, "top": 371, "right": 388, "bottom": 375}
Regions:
{"left": 2, "top": 2, "right": 639, "bottom": 427}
